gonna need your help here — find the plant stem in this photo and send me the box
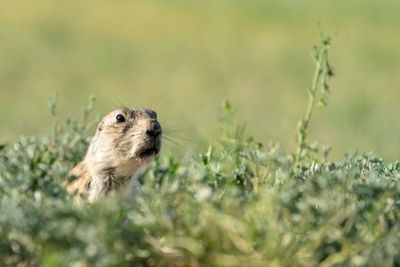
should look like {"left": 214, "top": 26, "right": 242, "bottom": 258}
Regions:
{"left": 294, "top": 46, "right": 326, "bottom": 170}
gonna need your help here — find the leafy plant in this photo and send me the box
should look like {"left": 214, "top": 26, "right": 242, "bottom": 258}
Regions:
{"left": 295, "top": 26, "right": 334, "bottom": 173}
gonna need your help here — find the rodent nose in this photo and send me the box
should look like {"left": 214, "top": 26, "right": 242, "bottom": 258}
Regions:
{"left": 146, "top": 121, "right": 162, "bottom": 137}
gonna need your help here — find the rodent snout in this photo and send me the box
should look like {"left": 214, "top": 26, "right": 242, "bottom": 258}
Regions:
{"left": 146, "top": 120, "right": 162, "bottom": 138}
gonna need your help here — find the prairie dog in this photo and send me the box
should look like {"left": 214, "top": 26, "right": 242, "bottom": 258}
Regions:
{"left": 68, "top": 108, "right": 162, "bottom": 202}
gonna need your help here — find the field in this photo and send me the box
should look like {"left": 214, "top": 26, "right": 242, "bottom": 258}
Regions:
{"left": 1, "top": 0, "right": 400, "bottom": 160}
{"left": 1, "top": 0, "right": 400, "bottom": 266}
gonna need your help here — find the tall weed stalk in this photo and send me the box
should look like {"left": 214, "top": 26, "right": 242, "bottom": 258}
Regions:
{"left": 294, "top": 27, "right": 334, "bottom": 172}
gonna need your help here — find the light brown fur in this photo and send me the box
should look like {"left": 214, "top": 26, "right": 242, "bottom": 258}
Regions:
{"left": 68, "top": 108, "right": 162, "bottom": 202}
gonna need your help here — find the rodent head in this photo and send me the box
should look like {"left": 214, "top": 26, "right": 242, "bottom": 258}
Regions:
{"left": 87, "top": 108, "right": 162, "bottom": 177}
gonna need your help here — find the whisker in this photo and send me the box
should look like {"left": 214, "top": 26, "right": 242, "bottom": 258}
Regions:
{"left": 163, "top": 136, "right": 182, "bottom": 146}
{"left": 162, "top": 131, "right": 182, "bottom": 137}
{"left": 115, "top": 98, "right": 128, "bottom": 109}
{"left": 163, "top": 129, "right": 186, "bottom": 134}
{"left": 105, "top": 97, "right": 120, "bottom": 109}
{"left": 162, "top": 135, "right": 180, "bottom": 144}
{"left": 163, "top": 130, "right": 186, "bottom": 135}
{"left": 149, "top": 97, "right": 164, "bottom": 112}
{"left": 163, "top": 133, "right": 192, "bottom": 143}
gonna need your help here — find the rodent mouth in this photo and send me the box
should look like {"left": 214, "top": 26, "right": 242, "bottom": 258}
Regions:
{"left": 138, "top": 145, "right": 160, "bottom": 158}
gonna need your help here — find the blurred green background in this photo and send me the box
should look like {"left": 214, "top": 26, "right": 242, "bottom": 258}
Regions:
{"left": 0, "top": 0, "right": 399, "bottom": 160}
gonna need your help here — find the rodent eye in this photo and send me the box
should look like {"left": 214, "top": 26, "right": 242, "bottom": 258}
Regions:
{"left": 116, "top": 114, "right": 126, "bottom": 123}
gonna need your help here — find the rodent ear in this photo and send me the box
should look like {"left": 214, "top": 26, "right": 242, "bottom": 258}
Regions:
{"left": 97, "top": 121, "right": 104, "bottom": 132}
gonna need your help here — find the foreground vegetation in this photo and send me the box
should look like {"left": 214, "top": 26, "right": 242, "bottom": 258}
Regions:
{"left": 2, "top": 29, "right": 400, "bottom": 266}
{"left": 1, "top": 96, "right": 400, "bottom": 266}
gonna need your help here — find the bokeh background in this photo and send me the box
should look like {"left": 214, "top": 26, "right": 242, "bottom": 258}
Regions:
{"left": 1, "top": 0, "right": 399, "bottom": 160}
